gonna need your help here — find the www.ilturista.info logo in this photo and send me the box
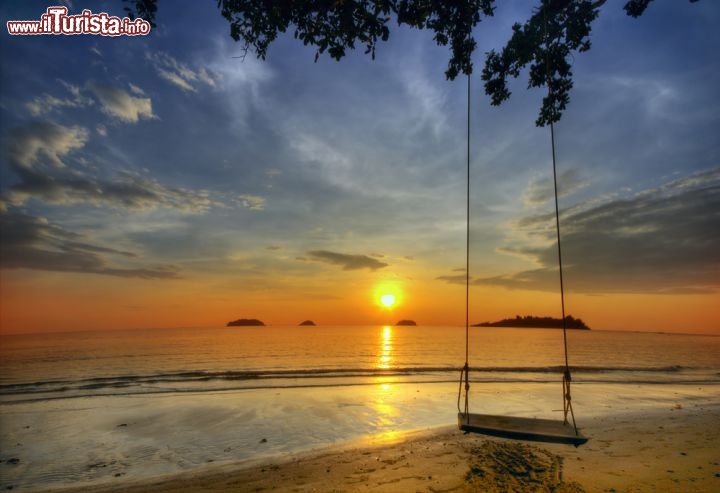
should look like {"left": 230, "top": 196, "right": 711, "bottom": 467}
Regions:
{"left": 7, "top": 6, "right": 151, "bottom": 36}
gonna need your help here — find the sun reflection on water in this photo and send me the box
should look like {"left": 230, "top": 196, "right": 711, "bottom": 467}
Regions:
{"left": 372, "top": 326, "right": 401, "bottom": 431}
{"left": 377, "top": 325, "right": 393, "bottom": 370}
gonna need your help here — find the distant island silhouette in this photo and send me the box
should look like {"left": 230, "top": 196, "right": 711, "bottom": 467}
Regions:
{"left": 396, "top": 320, "right": 417, "bottom": 326}
{"left": 474, "top": 315, "right": 590, "bottom": 330}
{"left": 226, "top": 318, "right": 265, "bottom": 327}
{"left": 299, "top": 320, "right": 316, "bottom": 326}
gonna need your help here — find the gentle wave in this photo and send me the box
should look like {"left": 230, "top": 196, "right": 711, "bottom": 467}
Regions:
{"left": 0, "top": 364, "right": 706, "bottom": 399}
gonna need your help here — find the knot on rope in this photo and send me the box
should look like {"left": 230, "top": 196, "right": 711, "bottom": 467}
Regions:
{"left": 562, "top": 368, "right": 578, "bottom": 435}
{"left": 458, "top": 362, "right": 471, "bottom": 415}
{"left": 563, "top": 369, "right": 572, "bottom": 403}
{"left": 562, "top": 370, "right": 571, "bottom": 398}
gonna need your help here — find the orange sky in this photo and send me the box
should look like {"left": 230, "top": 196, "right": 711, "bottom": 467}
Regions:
{"left": 2, "top": 269, "right": 718, "bottom": 335}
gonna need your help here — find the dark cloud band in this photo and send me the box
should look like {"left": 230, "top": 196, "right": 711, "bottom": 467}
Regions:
{"left": 306, "top": 250, "right": 388, "bottom": 271}
{"left": 440, "top": 168, "right": 720, "bottom": 294}
{"left": 0, "top": 211, "right": 181, "bottom": 279}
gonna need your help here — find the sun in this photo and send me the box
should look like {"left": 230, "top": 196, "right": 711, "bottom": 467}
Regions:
{"left": 373, "top": 282, "right": 402, "bottom": 310}
{"left": 380, "top": 293, "right": 396, "bottom": 308}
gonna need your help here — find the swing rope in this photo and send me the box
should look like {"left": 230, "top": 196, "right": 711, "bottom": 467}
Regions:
{"left": 457, "top": 6, "right": 579, "bottom": 436}
{"left": 544, "top": 6, "right": 578, "bottom": 435}
{"left": 458, "top": 72, "right": 471, "bottom": 420}
{"left": 550, "top": 117, "right": 577, "bottom": 434}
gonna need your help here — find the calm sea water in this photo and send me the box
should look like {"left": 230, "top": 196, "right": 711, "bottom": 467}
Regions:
{"left": 1, "top": 326, "right": 719, "bottom": 490}
{"left": 2, "top": 326, "right": 718, "bottom": 400}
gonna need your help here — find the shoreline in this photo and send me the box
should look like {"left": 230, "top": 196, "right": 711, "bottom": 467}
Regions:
{"left": 29, "top": 403, "right": 720, "bottom": 493}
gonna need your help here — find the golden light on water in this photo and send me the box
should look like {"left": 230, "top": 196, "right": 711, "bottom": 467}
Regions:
{"left": 377, "top": 325, "right": 393, "bottom": 369}
{"left": 373, "top": 327, "right": 399, "bottom": 434}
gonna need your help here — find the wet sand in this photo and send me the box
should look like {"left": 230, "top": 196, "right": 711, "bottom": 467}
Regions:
{"left": 36, "top": 402, "right": 720, "bottom": 493}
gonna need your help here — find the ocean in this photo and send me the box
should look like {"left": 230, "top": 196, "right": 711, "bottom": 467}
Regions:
{"left": 1, "top": 325, "right": 719, "bottom": 491}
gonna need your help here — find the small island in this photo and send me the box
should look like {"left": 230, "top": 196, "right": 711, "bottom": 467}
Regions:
{"left": 396, "top": 319, "right": 417, "bottom": 326}
{"left": 299, "top": 320, "right": 316, "bottom": 326}
{"left": 474, "top": 315, "right": 590, "bottom": 330}
{"left": 226, "top": 318, "right": 265, "bottom": 327}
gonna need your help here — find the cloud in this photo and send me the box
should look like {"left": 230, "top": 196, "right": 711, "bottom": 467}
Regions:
{"left": 237, "top": 194, "right": 266, "bottom": 211}
{"left": 25, "top": 80, "right": 153, "bottom": 125}
{"left": 87, "top": 81, "right": 156, "bottom": 123}
{"left": 305, "top": 250, "right": 389, "bottom": 271}
{"left": 26, "top": 93, "right": 84, "bottom": 117}
{"left": 608, "top": 76, "right": 682, "bottom": 120}
{"left": 523, "top": 169, "right": 589, "bottom": 207}
{"left": 466, "top": 168, "right": 720, "bottom": 294}
{"left": 289, "top": 133, "right": 373, "bottom": 195}
{"left": 128, "top": 83, "right": 146, "bottom": 96}
{"left": 400, "top": 75, "right": 446, "bottom": 137}
{"left": 6, "top": 122, "right": 88, "bottom": 169}
{"left": 3, "top": 123, "right": 217, "bottom": 213}
{"left": 5, "top": 168, "right": 217, "bottom": 213}
{"left": 390, "top": 45, "right": 451, "bottom": 139}
{"left": 0, "top": 211, "right": 180, "bottom": 279}
{"left": 435, "top": 274, "right": 467, "bottom": 284}
{"left": 147, "top": 52, "right": 221, "bottom": 92}
{"left": 24, "top": 79, "right": 154, "bottom": 126}
{"left": 157, "top": 68, "right": 195, "bottom": 92}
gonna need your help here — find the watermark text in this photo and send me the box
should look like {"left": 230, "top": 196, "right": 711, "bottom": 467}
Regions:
{"left": 7, "top": 6, "right": 151, "bottom": 36}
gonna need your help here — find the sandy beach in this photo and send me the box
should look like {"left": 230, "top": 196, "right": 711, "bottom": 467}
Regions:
{"left": 34, "top": 400, "right": 719, "bottom": 493}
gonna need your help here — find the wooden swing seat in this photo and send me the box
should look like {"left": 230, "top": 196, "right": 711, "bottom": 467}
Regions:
{"left": 458, "top": 412, "right": 588, "bottom": 446}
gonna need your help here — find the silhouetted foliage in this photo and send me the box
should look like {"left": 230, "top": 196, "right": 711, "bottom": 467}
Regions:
{"left": 123, "top": 0, "right": 700, "bottom": 126}
{"left": 474, "top": 315, "right": 590, "bottom": 330}
{"left": 227, "top": 318, "right": 265, "bottom": 326}
{"left": 482, "top": 0, "right": 599, "bottom": 126}
{"left": 122, "top": 0, "right": 157, "bottom": 28}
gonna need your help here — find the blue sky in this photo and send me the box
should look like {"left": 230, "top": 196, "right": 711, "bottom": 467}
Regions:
{"left": 1, "top": 1, "right": 719, "bottom": 332}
